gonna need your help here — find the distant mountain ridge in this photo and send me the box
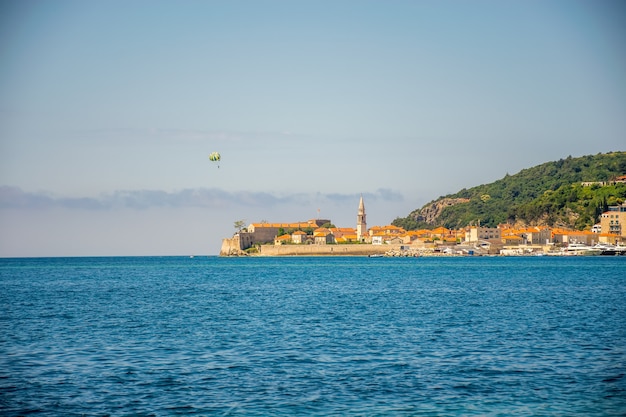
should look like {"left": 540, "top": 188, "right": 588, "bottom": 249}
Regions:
{"left": 392, "top": 152, "right": 626, "bottom": 231}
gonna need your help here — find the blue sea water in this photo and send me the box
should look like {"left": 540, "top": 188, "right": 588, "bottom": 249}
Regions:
{"left": 1, "top": 256, "right": 625, "bottom": 416}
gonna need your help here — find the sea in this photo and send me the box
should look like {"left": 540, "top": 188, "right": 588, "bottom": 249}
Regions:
{"left": 1, "top": 256, "right": 625, "bottom": 416}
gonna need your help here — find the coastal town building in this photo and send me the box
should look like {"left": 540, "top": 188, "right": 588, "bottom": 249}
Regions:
{"left": 291, "top": 230, "right": 307, "bottom": 244}
{"left": 521, "top": 227, "right": 552, "bottom": 245}
{"left": 596, "top": 233, "right": 622, "bottom": 244}
{"left": 551, "top": 228, "right": 597, "bottom": 245}
{"left": 330, "top": 228, "right": 358, "bottom": 243}
{"left": 581, "top": 175, "right": 626, "bottom": 187}
{"left": 465, "top": 226, "right": 501, "bottom": 243}
{"left": 502, "top": 234, "right": 524, "bottom": 245}
{"left": 368, "top": 225, "right": 404, "bottom": 237}
{"left": 600, "top": 202, "right": 626, "bottom": 239}
{"left": 314, "top": 228, "right": 334, "bottom": 245}
{"left": 247, "top": 219, "right": 329, "bottom": 244}
{"left": 274, "top": 234, "right": 291, "bottom": 245}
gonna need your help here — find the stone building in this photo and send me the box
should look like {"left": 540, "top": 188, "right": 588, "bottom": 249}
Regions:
{"left": 465, "top": 226, "right": 501, "bottom": 243}
{"left": 600, "top": 202, "right": 626, "bottom": 239}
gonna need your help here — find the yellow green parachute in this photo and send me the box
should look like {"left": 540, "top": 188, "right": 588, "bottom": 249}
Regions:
{"left": 208, "top": 152, "right": 221, "bottom": 168}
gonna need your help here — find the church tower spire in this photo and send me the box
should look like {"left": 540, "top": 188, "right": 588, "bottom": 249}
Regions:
{"left": 356, "top": 194, "right": 367, "bottom": 241}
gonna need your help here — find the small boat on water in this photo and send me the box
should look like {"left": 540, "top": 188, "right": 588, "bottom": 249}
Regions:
{"left": 561, "top": 243, "right": 602, "bottom": 256}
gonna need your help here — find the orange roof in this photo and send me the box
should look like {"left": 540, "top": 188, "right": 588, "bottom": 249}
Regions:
{"left": 382, "top": 225, "right": 403, "bottom": 230}
{"left": 552, "top": 228, "right": 594, "bottom": 236}
{"left": 416, "top": 229, "right": 432, "bottom": 234}
{"left": 367, "top": 225, "right": 406, "bottom": 234}
{"left": 405, "top": 230, "right": 423, "bottom": 236}
{"left": 332, "top": 227, "right": 356, "bottom": 233}
{"left": 251, "top": 222, "right": 315, "bottom": 229}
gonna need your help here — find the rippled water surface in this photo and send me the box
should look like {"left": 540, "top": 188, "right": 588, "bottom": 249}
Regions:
{"left": 1, "top": 256, "right": 625, "bottom": 416}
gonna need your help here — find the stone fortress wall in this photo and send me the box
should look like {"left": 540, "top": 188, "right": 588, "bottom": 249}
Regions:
{"left": 256, "top": 243, "right": 403, "bottom": 256}
{"left": 219, "top": 234, "right": 404, "bottom": 256}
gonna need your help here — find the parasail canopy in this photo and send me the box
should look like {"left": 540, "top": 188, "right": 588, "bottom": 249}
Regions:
{"left": 209, "top": 152, "right": 221, "bottom": 162}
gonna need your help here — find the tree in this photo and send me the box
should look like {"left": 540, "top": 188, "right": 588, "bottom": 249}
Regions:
{"left": 234, "top": 220, "right": 246, "bottom": 232}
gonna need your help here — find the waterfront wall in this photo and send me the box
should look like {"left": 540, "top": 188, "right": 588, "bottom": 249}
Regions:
{"left": 220, "top": 236, "right": 243, "bottom": 256}
{"left": 256, "top": 244, "right": 405, "bottom": 256}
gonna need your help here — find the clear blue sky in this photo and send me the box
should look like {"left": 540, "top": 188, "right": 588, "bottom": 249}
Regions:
{"left": 1, "top": 0, "right": 625, "bottom": 256}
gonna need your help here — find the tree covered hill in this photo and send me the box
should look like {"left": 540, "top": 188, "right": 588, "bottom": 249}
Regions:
{"left": 392, "top": 152, "right": 626, "bottom": 231}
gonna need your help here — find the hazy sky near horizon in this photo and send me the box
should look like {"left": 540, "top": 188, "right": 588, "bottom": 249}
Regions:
{"left": 1, "top": 0, "right": 625, "bottom": 256}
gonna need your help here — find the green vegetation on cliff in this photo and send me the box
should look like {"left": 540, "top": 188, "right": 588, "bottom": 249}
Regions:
{"left": 393, "top": 152, "right": 626, "bottom": 231}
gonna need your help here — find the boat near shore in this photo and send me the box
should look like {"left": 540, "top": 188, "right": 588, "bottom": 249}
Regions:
{"left": 592, "top": 243, "right": 626, "bottom": 256}
{"left": 561, "top": 243, "right": 602, "bottom": 256}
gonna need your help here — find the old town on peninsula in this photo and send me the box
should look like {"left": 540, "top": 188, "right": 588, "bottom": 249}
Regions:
{"left": 220, "top": 194, "right": 626, "bottom": 257}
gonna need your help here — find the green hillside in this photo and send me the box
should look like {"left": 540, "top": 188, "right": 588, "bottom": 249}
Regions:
{"left": 393, "top": 152, "right": 626, "bottom": 231}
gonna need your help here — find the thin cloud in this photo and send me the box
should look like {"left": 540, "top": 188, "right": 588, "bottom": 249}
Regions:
{"left": 324, "top": 189, "right": 404, "bottom": 204}
{"left": 0, "top": 186, "right": 106, "bottom": 210}
{"left": 0, "top": 186, "right": 344, "bottom": 210}
{"left": 0, "top": 186, "right": 54, "bottom": 209}
{"left": 373, "top": 188, "right": 404, "bottom": 202}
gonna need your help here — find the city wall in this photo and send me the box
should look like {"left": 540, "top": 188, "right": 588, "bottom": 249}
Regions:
{"left": 255, "top": 243, "right": 405, "bottom": 256}
{"left": 220, "top": 232, "right": 406, "bottom": 256}
{"left": 220, "top": 236, "right": 243, "bottom": 256}
{"left": 219, "top": 237, "right": 407, "bottom": 256}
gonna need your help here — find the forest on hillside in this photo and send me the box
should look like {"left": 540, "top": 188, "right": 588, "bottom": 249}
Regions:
{"left": 393, "top": 152, "right": 626, "bottom": 230}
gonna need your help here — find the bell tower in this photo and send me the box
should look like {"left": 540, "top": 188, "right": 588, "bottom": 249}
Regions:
{"left": 356, "top": 194, "right": 367, "bottom": 241}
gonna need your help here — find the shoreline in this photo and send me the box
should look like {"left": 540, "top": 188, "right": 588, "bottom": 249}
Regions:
{"left": 220, "top": 242, "right": 625, "bottom": 257}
